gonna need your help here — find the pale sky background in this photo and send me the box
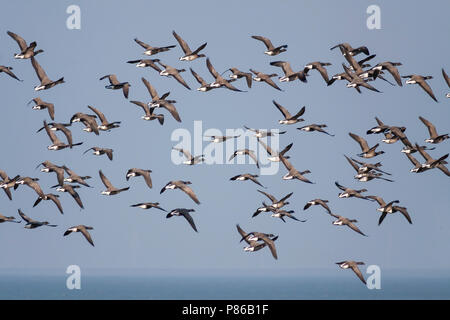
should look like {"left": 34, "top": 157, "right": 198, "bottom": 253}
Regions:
{"left": 0, "top": 0, "right": 449, "bottom": 285}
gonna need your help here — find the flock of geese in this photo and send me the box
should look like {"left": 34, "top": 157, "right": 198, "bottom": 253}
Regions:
{"left": 1, "top": 29, "right": 449, "bottom": 287}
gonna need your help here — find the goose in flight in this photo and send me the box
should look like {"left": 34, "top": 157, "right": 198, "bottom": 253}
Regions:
{"left": 7, "top": 31, "right": 44, "bottom": 59}
{"left": 126, "top": 168, "right": 153, "bottom": 189}
{"left": 349, "top": 132, "right": 384, "bottom": 158}
{"left": 304, "top": 199, "right": 331, "bottom": 214}
{"left": 64, "top": 225, "right": 94, "bottom": 247}
{"left": 279, "top": 155, "right": 313, "bottom": 183}
{"left": 18, "top": 209, "right": 57, "bottom": 229}
{"left": 230, "top": 173, "right": 265, "bottom": 188}
{"left": 272, "top": 100, "right": 305, "bottom": 125}
{"left": 99, "top": 170, "right": 130, "bottom": 195}
{"left": 31, "top": 57, "right": 64, "bottom": 91}
{"left": 87, "top": 105, "right": 121, "bottom": 132}
{"left": 166, "top": 208, "right": 198, "bottom": 232}
{"left": 403, "top": 74, "right": 438, "bottom": 102}
{"left": 172, "top": 147, "right": 204, "bottom": 165}
{"left": 329, "top": 212, "right": 367, "bottom": 236}
{"left": 336, "top": 260, "right": 367, "bottom": 285}
{"left": 0, "top": 65, "right": 22, "bottom": 81}
{"left": 418, "top": 116, "right": 449, "bottom": 144}
{"left": 237, "top": 224, "right": 278, "bottom": 260}
{"left": 367, "top": 196, "right": 412, "bottom": 225}
{"left": 157, "top": 61, "right": 191, "bottom": 90}
{"left": 270, "top": 61, "right": 307, "bottom": 83}
{"left": 133, "top": 38, "right": 176, "bottom": 56}
{"left": 28, "top": 98, "right": 55, "bottom": 120}
{"left": 251, "top": 35, "right": 287, "bottom": 56}
{"left": 99, "top": 74, "right": 130, "bottom": 98}
{"left": 172, "top": 31, "right": 207, "bottom": 61}
{"left": 160, "top": 181, "right": 200, "bottom": 205}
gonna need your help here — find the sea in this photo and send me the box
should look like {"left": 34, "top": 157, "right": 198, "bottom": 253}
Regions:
{"left": 0, "top": 272, "right": 449, "bottom": 299}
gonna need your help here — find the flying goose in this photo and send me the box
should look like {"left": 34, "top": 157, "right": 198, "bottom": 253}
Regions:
{"left": 366, "top": 117, "right": 390, "bottom": 135}
{"left": 250, "top": 69, "right": 282, "bottom": 91}
{"left": 131, "top": 202, "right": 166, "bottom": 212}
{"left": 267, "top": 206, "right": 306, "bottom": 223}
{"left": 230, "top": 173, "right": 265, "bottom": 188}
{"left": 205, "top": 135, "right": 240, "bottom": 143}
{"left": 7, "top": 31, "right": 43, "bottom": 59}
{"left": 64, "top": 225, "right": 94, "bottom": 247}
{"left": 418, "top": 116, "right": 449, "bottom": 144}
{"left": 344, "top": 156, "right": 393, "bottom": 182}
{"left": 342, "top": 63, "right": 380, "bottom": 93}
{"left": 172, "top": 147, "right": 204, "bottom": 165}
{"left": 141, "top": 77, "right": 170, "bottom": 105}
{"left": 0, "top": 65, "right": 22, "bottom": 81}
{"left": 54, "top": 184, "right": 84, "bottom": 209}
{"left": 160, "top": 181, "right": 200, "bottom": 204}
{"left": 303, "top": 199, "right": 331, "bottom": 214}
{"left": 443, "top": 69, "right": 450, "bottom": 98}
{"left": 344, "top": 155, "right": 391, "bottom": 176}
{"left": 257, "top": 189, "right": 293, "bottom": 209}
{"left": 403, "top": 74, "right": 437, "bottom": 102}
{"left": 127, "top": 58, "right": 162, "bottom": 72}
{"left": 83, "top": 147, "right": 113, "bottom": 161}
{"left": 18, "top": 209, "right": 57, "bottom": 229}
{"left": 38, "top": 123, "right": 74, "bottom": 148}
{"left": 140, "top": 77, "right": 181, "bottom": 122}
{"left": 279, "top": 155, "right": 313, "bottom": 183}
{"left": 336, "top": 261, "right": 366, "bottom": 285}
{"left": 304, "top": 62, "right": 332, "bottom": 83}
{"left": 190, "top": 68, "right": 215, "bottom": 92}
{"left": 15, "top": 177, "right": 45, "bottom": 199}
{"left": 331, "top": 43, "right": 370, "bottom": 56}
{"left": 0, "top": 170, "right": 19, "bottom": 200}
{"left": 206, "top": 58, "right": 243, "bottom": 92}
{"left": 367, "top": 196, "right": 412, "bottom": 225}
{"left": 134, "top": 38, "right": 176, "bottom": 56}
{"left": 391, "top": 127, "right": 435, "bottom": 154}
{"left": 130, "top": 101, "right": 164, "bottom": 124}
{"left": 87, "top": 105, "right": 121, "bottom": 131}
{"left": 166, "top": 208, "right": 198, "bottom": 232}
{"left": 381, "top": 126, "right": 406, "bottom": 144}
{"left": 36, "top": 161, "right": 65, "bottom": 186}
{"left": 371, "top": 62, "right": 403, "bottom": 86}
{"left": 349, "top": 132, "right": 384, "bottom": 158}
{"left": 31, "top": 57, "right": 64, "bottom": 91}
{"left": 244, "top": 126, "right": 286, "bottom": 138}
{"left": 126, "top": 168, "right": 152, "bottom": 189}
{"left": 272, "top": 100, "right": 305, "bottom": 125}
{"left": 70, "top": 112, "right": 99, "bottom": 135}
{"left": 269, "top": 61, "right": 307, "bottom": 82}
{"left": 236, "top": 224, "right": 278, "bottom": 260}
{"left": 229, "top": 149, "right": 260, "bottom": 168}
{"left": 99, "top": 74, "right": 130, "bottom": 98}
{"left": 0, "top": 213, "right": 20, "bottom": 223}
{"left": 28, "top": 98, "right": 55, "bottom": 120}
{"left": 252, "top": 202, "right": 274, "bottom": 218}
{"left": 99, "top": 170, "right": 130, "bottom": 195}
{"left": 404, "top": 153, "right": 430, "bottom": 173}
{"left": 414, "top": 144, "right": 450, "bottom": 176}
{"left": 62, "top": 166, "right": 91, "bottom": 187}
{"left": 157, "top": 61, "right": 191, "bottom": 90}
{"left": 251, "top": 35, "right": 287, "bottom": 56}
{"left": 172, "top": 31, "right": 207, "bottom": 61}
{"left": 297, "top": 124, "right": 334, "bottom": 136}
{"left": 43, "top": 120, "right": 82, "bottom": 151}
{"left": 257, "top": 139, "right": 292, "bottom": 162}
{"left": 33, "top": 193, "right": 64, "bottom": 215}
{"left": 228, "top": 68, "right": 252, "bottom": 88}
{"left": 329, "top": 212, "right": 367, "bottom": 236}
{"left": 335, "top": 181, "right": 372, "bottom": 200}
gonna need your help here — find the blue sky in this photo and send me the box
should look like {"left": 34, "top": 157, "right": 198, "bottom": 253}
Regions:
{"left": 0, "top": 0, "right": 449, "bottom": 284}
